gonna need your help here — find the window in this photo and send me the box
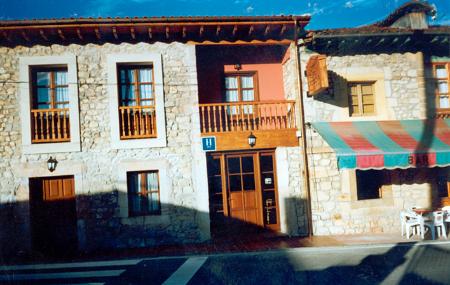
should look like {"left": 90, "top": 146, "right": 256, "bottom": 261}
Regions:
{"left": 30, "top": 67, "right": 71, "bottom": 144}
{"left": 437, "top": 175, "right": 450, "bottom": 198}
{"left": 118, "top": 65, "right": 156, "bottom": 139}
{"left": 225, "top": 73, "right": 258, "bottom": 114}
{"left": 356, "top": 170, "right": 385, "bottom": 200}
{"left": 32, "top": 67, "right": 69, "bottom": 109}
{"left": 107, "top": 53, "right": 166, "bottom": 149}
{"left": 348, "top": 82, "right": 375, "bottom": 116}
{"left": 19, "top": 55, "right": 80, "bottom": 154}
{"left": 433, "top": 63, "right": 450, "bottom": 110}
{"left": 127, "top": 170, "right": 161, "bottom": 216}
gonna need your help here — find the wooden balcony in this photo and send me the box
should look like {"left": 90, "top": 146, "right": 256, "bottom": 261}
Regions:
{"left": 199, "top": 100, "right": 297, "bottom": 134}
{"left": 31, "top": 109, "right": 70, "bottom": 143}
{"left": 119, "top": 105, "right": 157, "bottom": 139}
{"left": 436, "top": 109, "right": 450, "bottom": 119}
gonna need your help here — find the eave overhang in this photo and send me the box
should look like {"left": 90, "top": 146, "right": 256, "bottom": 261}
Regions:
{"left": 0, "top": 15, "right": 310, "bottom": 47}
{"left": 305, "top": 27, "right": 450, "bottom": 55}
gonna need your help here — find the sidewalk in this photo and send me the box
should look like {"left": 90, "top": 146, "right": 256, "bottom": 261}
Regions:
{"left": 2, "top": 232, "right": 429, "bottom": 265}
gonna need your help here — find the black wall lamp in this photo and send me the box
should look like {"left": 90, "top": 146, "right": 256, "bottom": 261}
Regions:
{"left": 248, "top": 132, "right": 256, "bottom": 147}
{"left": 47, "top": 156, "right": 58, "bottom": 172}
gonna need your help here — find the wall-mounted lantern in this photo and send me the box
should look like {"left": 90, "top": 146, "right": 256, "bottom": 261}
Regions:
{"left": 47, "top": 156, "right": 58, "bottom": 172}
{"left": 248, "top": 132, "right": 256, "bottom": 147}
{"left": 234, "top": 63, "right": 242, "bottom": 70}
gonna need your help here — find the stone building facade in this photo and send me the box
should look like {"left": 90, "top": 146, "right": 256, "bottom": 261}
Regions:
{"left": 0, "top": 17, "right": 311, "bottom": 257}
{"left": 300, "top": 1, "right": 450, "bottom": 235}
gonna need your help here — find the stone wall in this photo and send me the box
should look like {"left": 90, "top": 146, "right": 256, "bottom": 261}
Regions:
{"left": 299, "top": 48, "right": 444, "bottom": 235}
{"left": 307, "top": 130, "right": 437, "bottom": 235}
{"left": 300, "top": 48, "right": 428, "bottom": 122}
{"left": 0, "top": 42, "right": 210, "bottom": 255}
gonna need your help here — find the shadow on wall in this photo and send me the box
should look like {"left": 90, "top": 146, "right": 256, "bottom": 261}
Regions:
{"left": 309, "top": 70, "right": 350, "bottom": 108}
{"left": 0, "top": 190, "right": 309, "bottom": 261}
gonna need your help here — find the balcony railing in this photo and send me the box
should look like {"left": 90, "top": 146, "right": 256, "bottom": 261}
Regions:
{"left": 31, "top": 109, "right": 70, "bottom": 143}
{"left": 436, "top": 109, "right": 450, "bottom": 119}
{"left": 119, "top": 105, "right": 157, "bottom": 139}
{"left": 199, "top": 100, "right": 297, "bottom": 134}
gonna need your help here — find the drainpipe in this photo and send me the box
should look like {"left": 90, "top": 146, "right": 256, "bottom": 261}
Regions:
{"left": 293, "top": 18, "right": 313, "bottom": 238}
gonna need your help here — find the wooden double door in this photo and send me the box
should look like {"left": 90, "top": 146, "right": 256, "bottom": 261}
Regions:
{"left": 29, "top": 176, "right": 77, "bottom": 256}
{"left": 207, "top": 150, "right": 280, "bottom": 235}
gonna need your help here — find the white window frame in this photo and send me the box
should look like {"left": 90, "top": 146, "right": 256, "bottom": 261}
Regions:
{"left": 116, "top": 159, "right": 171, "bottom": 225}
{"left": 19, "top": 55, "right": 81, "bottom": 154}
{"left": 107, "top": 53, "right": 166, "bottom": 149}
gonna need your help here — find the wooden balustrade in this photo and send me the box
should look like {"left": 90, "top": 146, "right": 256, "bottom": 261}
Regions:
{"left": 436, "top": 109, "right": 450, "bottom": 119}
{"left": 119, "top": 105, "right": 157, "bottom": 139}
{"left": 199, "top": 100, "right": 296, "bottom": 134}
{"left": 31, "top": 108, "right": 70, "bottom": 143}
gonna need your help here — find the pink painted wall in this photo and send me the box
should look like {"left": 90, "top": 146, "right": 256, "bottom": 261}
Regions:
{"left": 196, "top": 45, "right": 289, "bottom": 104}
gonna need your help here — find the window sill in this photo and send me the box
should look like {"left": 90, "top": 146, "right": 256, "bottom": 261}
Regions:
{"left": 120, "top": 214, "right": 170, "bottom": 226}
{"left": 111, "top": 137, "right": 166, "bottom": 150}
{"left": 351, "top": 194, "right": 393, "bottom": 209}
{"left": 22, "top": 141, "right": 81, "bottom": 154}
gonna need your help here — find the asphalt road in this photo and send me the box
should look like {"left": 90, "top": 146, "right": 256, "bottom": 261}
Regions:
{"left": 1, "top": 241, "right": 450, "bottom": 285}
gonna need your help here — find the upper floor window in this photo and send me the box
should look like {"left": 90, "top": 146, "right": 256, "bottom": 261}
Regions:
{"left": 348, "top": 82, "right": 375, "bottom": 117}
{"left": 118, "top": 65, "right": 156, "bottom": 139}
{"left": 30, "top": 66, "right": 70, "bottom": 143}
{"left": 433, "top": 63, "right": 449, "bottom": 110}
{"left": 127, "top": 170, "right": 161, "bottom": 216}
{"left": 225, "top": 73, "right": 258, "bottom": 114}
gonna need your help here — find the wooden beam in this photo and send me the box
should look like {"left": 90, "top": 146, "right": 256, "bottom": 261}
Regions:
{"left": 374, "top": 38, "right": 385, "bottom": 47}
{"left": 216, "top": 25, "right": 221, "bottom": 36}
{"left": 398, "top": 36, "right": 411, "bottom": 47}
{"left": 148, "top": 27, "right": 152, "bottom": 39}
{"left": 248, "top": 25, "right": 254, "bottom": 36}
{"left": 94, "top": 28, "right": 101, "bottom": 40}
{"left": 165, "top": 26, "right": 170, "bottom": 39}
{"left": 2, "top": 31, "right": 11, "bottom": 42}
{"left": 431, "top": 35, "right": 440, "bottom": 43}
{"left": 21, "top": 31, "right": 30, "bottom": 42}
{"left": 186, "top": 39, "right": 292, "bottom": 45}
{"left": 76, "top": 28, "right": 83, "bottom": 40}
{"left": 391, "top": 37, "right": 399, "bottom": 45}
{"left": 199, "top": 25, "right": 204, "bottom": 37}
{"left": 280, "top": 25, "right": 286, "bottom": 36}
{"left": 57, "top": 29, "right": 65, "bottom": 40}
{"left": 232, "top": 25, "right": 238, "bottom": 36}
{"left": 130, "top": 27, "right": 136, "bottom": 39}
{"left": 182, "top": 26, "right": 187, "bottom": 38}
{"left": 0, "top": 20, "right": 296, "bottom": 30}
{"left": 264, "top": 25, "right": 270, "bottom": 36}
{"left": 112, "top": 27, "right": 118, "bottom": 39}
{"left": 39, "top": 29, "right": 48, "bottom": 41}
{"left": 207, "top": 129, "right": 299, "bottom": 151}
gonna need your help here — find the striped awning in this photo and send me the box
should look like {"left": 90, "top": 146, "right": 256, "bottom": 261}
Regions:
{"left": 311, "top": 119, "right": 450, "bottom": 170}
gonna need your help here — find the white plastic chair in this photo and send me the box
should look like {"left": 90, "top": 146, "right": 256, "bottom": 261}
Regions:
{"left": 401, "top": 211, "right": 421, "bottom": 239}
{"left": 424, "top": 211, "right": 447, "bottom": 240}
{"left": 442, "top": 206, "right": 450, "bottom": 223}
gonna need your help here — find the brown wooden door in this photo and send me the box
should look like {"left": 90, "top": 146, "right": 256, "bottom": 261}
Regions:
{"left": 226, "top": 154, "right": 262, "bottom": 226}
{"left": 207, "top": 150, "right": 280, "bottom": 236}
{"left": 30, "top": 176, "right": 77, "bottom": 256}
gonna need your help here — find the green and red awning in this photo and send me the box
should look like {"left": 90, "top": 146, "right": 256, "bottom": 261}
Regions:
{"left": 311, "top": 119, "right": 450, "bottom": 170}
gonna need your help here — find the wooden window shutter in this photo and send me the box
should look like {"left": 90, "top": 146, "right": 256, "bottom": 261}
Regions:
{"left": 306, "top": 55, "right": 329, "bottom": 96}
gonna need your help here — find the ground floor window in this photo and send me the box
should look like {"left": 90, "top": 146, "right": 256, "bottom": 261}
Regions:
{"left": 127, "top": 170, "right": 161, "bottom": 216}
{"left": 356, "top": 170, "right": 388, "bottom": 200}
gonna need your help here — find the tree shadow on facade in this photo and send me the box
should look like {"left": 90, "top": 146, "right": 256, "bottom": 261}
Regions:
{"left": 0, "top": 192, "right": 308, "bottom": 264}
